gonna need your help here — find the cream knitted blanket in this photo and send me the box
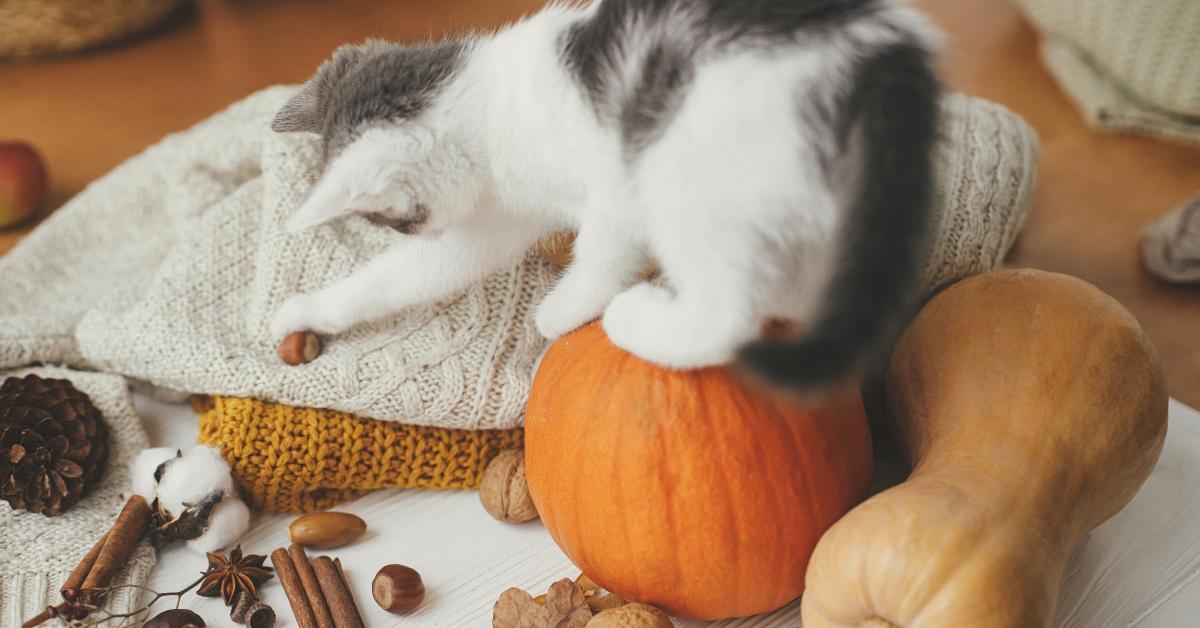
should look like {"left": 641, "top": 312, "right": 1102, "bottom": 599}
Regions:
{"left": 0, "top": 368, "right": 155, "bottom": 626}
{"left": 1015, "top": 0, "right": 1200, "bottom": 144}
{"left": 0, "top": 87, "right": 1037, "bottom": 430}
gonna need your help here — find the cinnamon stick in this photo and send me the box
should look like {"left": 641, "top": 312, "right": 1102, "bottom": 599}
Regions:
{"left": 270, "top": 547, "right": 317, "bottom": 628}
{"left": 81, "top": 495, "right": 152, "bottom": 598}
{"left": 61, "top": 530, "right": 108, "bottom": 600}
{"left": 287, "top": 544, "right": 335, "bottom": 628}
{"left": 20, "top": 608, "right": 55, "bottom": 628}
{"left": 312, "top": 556, "right": 364, "bottom": 628}
{"left": 334, "top": 558, "right": 367, "bottom": 628}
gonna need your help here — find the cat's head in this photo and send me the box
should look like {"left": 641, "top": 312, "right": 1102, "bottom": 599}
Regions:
{"left": 271, "top": 39, "right": 478, "bottom": 236}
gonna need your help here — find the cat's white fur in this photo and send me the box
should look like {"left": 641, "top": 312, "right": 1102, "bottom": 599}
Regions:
{"left": 271, "top": 1, "right": 936, "bottom": 368}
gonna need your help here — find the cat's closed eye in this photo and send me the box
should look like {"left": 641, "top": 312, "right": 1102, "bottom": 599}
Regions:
{"left": 365, "top": 203, "right": 431, "bottom": 235}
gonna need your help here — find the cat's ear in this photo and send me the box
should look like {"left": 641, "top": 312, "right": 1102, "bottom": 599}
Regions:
{"left": 273, "top": 43, "right": 375, "bottom": 133}
{"left": 271, "top": 84, "right": 322, "bottom": 133}
{"left": 286, "top": 173, "right": 355, "bottom": 232}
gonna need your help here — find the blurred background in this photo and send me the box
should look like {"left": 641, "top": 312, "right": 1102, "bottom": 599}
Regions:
{"left": 1, "top": 0, "right": 1198, "bottom": 407}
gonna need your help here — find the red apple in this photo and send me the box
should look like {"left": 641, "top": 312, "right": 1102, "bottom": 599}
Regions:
{"left": 0, "top": 141, "right": 48, "bottom": 229}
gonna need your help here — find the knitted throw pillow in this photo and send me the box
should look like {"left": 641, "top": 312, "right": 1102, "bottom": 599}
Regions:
{"left": 1015, "top": 0, "right": 1200, "bottom": 144}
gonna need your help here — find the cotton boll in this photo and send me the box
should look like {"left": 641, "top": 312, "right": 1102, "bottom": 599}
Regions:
{"left": 131, "top": 447, "right": 180, "bottom": 501}
{"left": 186, "top": 496, "right": 251, "bottom": 553}
{"left": 145, "top": 445, "right": 250, "bottom": 553}
{"left": 154, "top": 445, "right": 237, "bottom": 517}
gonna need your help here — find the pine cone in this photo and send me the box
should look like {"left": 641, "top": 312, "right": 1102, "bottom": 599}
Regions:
{"left": 0, "top": 375, "right": 110, "bottom": 516}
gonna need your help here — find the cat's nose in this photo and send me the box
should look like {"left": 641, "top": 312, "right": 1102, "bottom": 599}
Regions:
{"left": 418, "top": 226, "right": 446, "bottom": 240}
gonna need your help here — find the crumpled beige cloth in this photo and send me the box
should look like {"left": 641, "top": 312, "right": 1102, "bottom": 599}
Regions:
{"left": 1142, "top": 195, "right": 1200, "bottom": 285}
{"left": 1015, "top": 0, "right": 1200, "bottom": 144}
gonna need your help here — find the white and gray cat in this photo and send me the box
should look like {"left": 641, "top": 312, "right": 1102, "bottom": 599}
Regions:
{"left": 269, "top": 0, "right": 941, "bottom": 388}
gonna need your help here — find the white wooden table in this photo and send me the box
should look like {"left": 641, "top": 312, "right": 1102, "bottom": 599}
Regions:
{"left": 139, "top": 397, "right": 1200, "bottom": 627}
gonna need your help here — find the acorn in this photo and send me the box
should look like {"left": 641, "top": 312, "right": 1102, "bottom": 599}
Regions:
{"left": 288, "top": 511, "right": 366, "bottom": 548}
{"left": 372, "top": 564, "right": 425, "bottom": 614}
{"left": 143, "top": 608, "right": 206, "bottom": 628}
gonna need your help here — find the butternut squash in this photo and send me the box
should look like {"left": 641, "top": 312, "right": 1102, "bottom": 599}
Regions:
{"left": 802, "top": 269, "right": 1168, "bottom": 628}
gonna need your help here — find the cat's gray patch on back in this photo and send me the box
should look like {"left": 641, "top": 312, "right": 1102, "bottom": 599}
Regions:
{"left": 796, "top": 73, "right": 847, "bottom": 178}
{"left": 560, "top": 0, "right": 881, "bottom": 159}
{"left": 619, "top": 42, "right": 694, "bottom": 158}
{"left": 273, "top": 39, "right": 467, "bottom": 159}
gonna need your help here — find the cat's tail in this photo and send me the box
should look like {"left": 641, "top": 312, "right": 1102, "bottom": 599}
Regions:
{"left": 737, "top": 40, "right": 941, "bottom": 390}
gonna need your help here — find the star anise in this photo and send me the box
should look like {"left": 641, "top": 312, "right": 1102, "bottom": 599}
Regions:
{"left": 197, "top": 545, "right": 273, "bottom": 606}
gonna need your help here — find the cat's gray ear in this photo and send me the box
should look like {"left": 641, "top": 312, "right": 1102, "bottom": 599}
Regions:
{"left": 271, "top": 85, "right": 322, "bottom": 133}
{"left": 272, "top": 43, "right": 373, "bottom": 133}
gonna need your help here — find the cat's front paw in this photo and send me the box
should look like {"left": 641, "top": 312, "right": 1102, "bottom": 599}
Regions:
{"left": 269, "top": 294, "right": 313, "bottom": 338}
{"left": 603, "top": 284, "right": 744, "bottom": 369}
{"left": 601, "top": 284, "right": 674, "bottom": 357}
{"left": 270, "top": 293, "right": 351, "bottom": 338}
{"left": 535, "top": 287, "right": 605, "bottom": 339}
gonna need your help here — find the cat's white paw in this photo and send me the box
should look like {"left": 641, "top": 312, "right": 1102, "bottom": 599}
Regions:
{"left": 270, "top": 293, "right": 351, "bottom": 337}
{"left": 601, "top": 284, "right": 677, "bottom": 359}
{"left": 535, "top": 286, "right": 605, "bottom": 339}
{"left": 270, "top": 295, "right": 311, "bottom": 338}
{"left": 603, "top": 283, "right": 747, "bottom": 369}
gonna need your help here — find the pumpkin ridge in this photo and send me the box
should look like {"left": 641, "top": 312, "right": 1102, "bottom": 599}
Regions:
{"left": 600, "top": 368, "right": 630, "bottom": 593}
{"left": 732, "top": 377, "right": 789, "bottom": 610}
{"left": 653, "top": 372, "right": 682, "bottom": 607}
{"left": 694, "top": 370, "right": 747, "bottom": 616}
{"left": 783, "top": 394, "right": 823, "bottom": 608}
{"left": 569, "top": 342, "right": 602, "bottom": 571}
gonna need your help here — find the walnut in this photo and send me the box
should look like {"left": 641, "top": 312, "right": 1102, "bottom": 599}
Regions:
{"left": 493, "top": 579, "right": 592, "bottom": 628}
{"left": 480, "top": 449, "right": 539, "bottom": 523}
{"left": 575, "top": 574, "right": 626, "bottom": 612}
{"left": 585, "top": 603, "right": 673, "bottom": 628}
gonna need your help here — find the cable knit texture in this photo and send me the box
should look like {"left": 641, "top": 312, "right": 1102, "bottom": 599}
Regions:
{"left": 0, "top": 368, "right": 155, "bottom": 627}
{"left": 0, "top": 87, "right": 1035, "bottom": 431}
{"left": 1015, "top": 0, "right": 1200, "bottom": 144}
{"left": 194, "top": 396, "right": 523, "bottom": 513}
{"left": 0, "top": 86, "right": 556, "bottom": 431}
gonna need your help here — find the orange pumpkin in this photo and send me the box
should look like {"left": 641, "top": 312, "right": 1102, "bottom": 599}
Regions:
{"left": 524, "top": 323, "right": 874, "bottom": 620}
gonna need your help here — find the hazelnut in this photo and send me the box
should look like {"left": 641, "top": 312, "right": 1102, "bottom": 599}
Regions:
{"left": 480, "top": 449, "right": 539, "bottom": 523}
{"left": 372, "top": 564, "right": 425, "bottom": 614}
{"left": 586, "top": 603, "right": 673, "bottom": 628}
{"left": 288, "top": 511, "right": 366, "bottom": 548}
{"left": 278, "top": 331, "right": 321, "bottom": 365}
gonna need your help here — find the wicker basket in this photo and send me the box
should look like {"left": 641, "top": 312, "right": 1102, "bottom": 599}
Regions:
{"left": 0, "top": 0, "right": 183, "bottom": 59}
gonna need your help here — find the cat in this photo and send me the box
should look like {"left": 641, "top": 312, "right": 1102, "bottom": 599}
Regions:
{"left": 269, "top": 0, "right": 941, "bottom": 388}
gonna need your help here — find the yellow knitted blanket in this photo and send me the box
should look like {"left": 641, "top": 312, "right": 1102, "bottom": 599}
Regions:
{"left": 195, "top": 396, "right": 523, "bottom": 513}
